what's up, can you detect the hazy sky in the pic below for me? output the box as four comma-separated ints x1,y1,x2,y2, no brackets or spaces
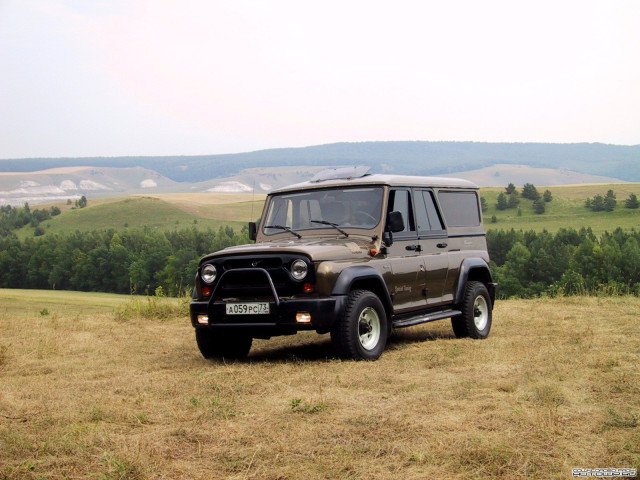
1,0,639,158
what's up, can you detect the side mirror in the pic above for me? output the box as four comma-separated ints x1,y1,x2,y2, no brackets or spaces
387,211,405,233
383,211,405,247
249,222,257,241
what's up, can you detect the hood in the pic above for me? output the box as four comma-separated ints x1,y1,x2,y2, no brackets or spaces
201,236,374,263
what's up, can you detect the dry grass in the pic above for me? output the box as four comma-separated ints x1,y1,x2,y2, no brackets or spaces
1,291,639,479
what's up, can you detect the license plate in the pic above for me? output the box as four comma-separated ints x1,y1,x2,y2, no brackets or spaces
225,302,270,315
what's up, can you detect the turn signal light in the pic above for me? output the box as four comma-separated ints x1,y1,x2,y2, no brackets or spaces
202,286,212,297
369,248,378,256
197,314,209,324
296,312,311,323
302,283,314,293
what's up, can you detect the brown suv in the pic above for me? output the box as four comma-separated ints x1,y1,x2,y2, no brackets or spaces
190,166,496,360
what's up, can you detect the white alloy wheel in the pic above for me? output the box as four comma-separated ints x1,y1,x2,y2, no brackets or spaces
473,295,489,331
358,306,381,351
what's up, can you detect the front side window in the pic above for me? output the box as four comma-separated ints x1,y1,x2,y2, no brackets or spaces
387,188,416,234
262,187,384,235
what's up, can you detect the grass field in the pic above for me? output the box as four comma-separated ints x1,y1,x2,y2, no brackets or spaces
1,289,638,479
482,183,640,235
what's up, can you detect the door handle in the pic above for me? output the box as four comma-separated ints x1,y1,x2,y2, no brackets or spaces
437,242,448,249
405,244,421,252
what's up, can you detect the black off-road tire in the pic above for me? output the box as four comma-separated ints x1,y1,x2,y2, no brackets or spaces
195,328,252,359
451,281,492,339
331,289,388,360
451,315,470,338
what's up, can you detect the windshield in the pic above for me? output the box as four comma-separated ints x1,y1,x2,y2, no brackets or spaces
262,186,384,236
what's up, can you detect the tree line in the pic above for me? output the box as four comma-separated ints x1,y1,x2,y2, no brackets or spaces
1,199,90,237
0,226,248,296
488,227,640,298
1,224,639,299
0,203,61,236
584,190,639,212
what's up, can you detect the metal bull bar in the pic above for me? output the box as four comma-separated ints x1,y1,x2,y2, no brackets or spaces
207,267,281,309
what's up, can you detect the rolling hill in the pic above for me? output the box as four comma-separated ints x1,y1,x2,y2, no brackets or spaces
445,164,623,187
0,166,177,206
13,195,263,239
1,141,638,185
10,182,640,239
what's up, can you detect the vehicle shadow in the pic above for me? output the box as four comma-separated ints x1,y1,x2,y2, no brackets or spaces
248,337,337,362
228,324,457,363
388,325,455,346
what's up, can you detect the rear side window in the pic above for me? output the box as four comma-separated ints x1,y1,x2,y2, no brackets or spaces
437,191,480,227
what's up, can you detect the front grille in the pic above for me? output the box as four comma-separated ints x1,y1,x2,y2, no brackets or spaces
218,269,283,299
224,257,282,270
204,254,313,299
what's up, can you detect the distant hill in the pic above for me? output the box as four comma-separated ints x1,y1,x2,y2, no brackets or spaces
444,164,625,187
1,141,639,182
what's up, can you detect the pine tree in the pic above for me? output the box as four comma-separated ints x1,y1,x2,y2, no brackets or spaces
591,194,604,211
505,183,516,195
533,199,545,214
543,190,552,202
496,193,508,210
624,193,639,209
522,183,540,200
604,195,616,212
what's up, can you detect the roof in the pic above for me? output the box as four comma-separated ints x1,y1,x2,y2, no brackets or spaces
270,174,478,194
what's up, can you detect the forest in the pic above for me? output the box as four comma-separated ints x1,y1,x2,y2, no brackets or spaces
0,226,249,296
1,225,639,298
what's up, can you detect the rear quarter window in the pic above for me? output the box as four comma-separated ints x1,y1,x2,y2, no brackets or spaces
437,191,481,227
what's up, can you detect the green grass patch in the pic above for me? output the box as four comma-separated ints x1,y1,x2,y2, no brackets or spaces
481,183,640,235
15,196,245,239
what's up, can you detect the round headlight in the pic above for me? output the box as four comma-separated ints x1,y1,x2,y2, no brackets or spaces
290,259,308,280
201,264,217,284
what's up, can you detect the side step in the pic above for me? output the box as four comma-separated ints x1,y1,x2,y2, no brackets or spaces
392,309,462,329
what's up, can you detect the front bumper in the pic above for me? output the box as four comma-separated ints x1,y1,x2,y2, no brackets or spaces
191,266,346,337
190,296,345,336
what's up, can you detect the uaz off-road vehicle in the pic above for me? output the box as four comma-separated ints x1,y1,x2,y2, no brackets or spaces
190,166,496,360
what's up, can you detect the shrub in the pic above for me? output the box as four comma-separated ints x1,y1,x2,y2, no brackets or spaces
115,295,189,322
625,193,639,209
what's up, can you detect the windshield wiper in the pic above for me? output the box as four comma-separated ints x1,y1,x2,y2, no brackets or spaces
311,220,349,238
263,225,302,239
